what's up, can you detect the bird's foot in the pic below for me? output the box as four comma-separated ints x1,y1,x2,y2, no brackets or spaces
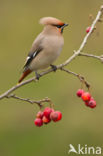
35,72,41,80
50,64,57,72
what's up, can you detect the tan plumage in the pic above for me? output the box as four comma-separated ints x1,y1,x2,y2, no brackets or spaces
18,17,68,83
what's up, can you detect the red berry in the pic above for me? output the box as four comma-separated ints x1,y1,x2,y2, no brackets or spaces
87,100,96,108
76,89,84,97
81,92,91,101
85,101,89,107
86,26,91,33
50,111,58,121
50,111,62,122
36,111,44,119
43,107,54,118
34,118,43,127
42,116,51,124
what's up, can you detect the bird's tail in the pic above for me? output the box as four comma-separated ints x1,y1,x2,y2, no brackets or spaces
18,69,32,83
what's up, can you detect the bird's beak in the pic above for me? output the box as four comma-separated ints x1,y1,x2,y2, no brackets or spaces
61,23,68,33
64,23,69,27
62,23,68,29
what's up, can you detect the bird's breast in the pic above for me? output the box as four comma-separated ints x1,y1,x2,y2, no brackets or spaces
42,35,64,56
29,35,64,71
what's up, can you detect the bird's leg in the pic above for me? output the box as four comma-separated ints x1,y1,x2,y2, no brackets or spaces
50,64,57,72
35,71,41,80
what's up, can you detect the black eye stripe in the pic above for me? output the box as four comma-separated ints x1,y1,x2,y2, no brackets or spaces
52,24,63,28
56,25,62,28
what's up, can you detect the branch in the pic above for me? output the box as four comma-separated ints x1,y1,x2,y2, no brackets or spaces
61,68,90,88
79,52,103,63
5,68,90,107
6,94,52,108
0,5,103,101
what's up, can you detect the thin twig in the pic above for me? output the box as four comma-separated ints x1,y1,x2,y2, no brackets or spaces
61,68,90,89
6,94,51,108
79,52,103,63
0,5,103,101
6,68,90,106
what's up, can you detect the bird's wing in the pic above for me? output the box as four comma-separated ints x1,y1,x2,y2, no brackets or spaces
24,47,43,69
23,33,44,71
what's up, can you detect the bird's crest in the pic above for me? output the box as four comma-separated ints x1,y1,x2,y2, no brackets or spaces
39,17,64,26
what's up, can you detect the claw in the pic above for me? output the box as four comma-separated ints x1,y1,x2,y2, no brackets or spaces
50,64,57,72
35,72,41,80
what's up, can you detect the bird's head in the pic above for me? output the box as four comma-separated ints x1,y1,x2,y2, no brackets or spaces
39,17,68,33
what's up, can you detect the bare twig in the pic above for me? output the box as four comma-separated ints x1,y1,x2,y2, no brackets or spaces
61,68,90,89
0,5,103,103
5,68,90,106
6,94,51,108
79,52,103,63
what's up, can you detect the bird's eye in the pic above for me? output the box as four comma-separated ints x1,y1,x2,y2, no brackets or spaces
56,25,62,28
53,24,62,28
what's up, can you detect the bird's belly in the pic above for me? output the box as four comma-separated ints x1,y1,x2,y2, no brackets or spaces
30,47,62,71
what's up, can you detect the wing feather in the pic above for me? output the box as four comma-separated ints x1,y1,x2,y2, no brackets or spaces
23,32,44,71
23,47,43,70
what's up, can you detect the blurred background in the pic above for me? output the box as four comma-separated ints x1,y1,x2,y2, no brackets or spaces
0,0,103,156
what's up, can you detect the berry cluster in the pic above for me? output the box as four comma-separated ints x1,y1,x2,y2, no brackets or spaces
34,107,62,127
76,89,96,108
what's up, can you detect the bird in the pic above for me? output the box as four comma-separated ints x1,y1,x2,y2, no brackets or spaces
18,17,68,83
